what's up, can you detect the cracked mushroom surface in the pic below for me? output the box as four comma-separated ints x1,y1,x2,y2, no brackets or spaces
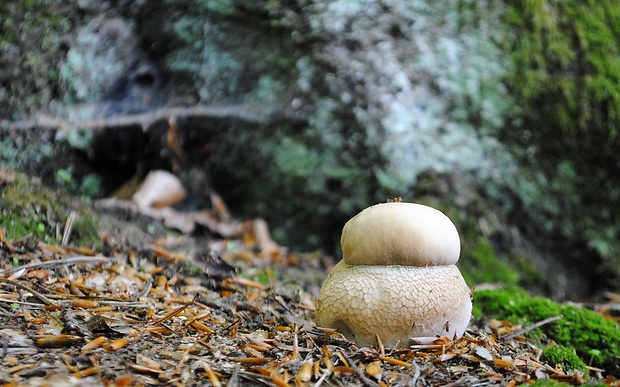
315,202,472,347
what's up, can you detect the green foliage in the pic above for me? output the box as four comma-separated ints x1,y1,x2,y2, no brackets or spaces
541,344,587,373
79,173,102,199
54,168,102,199
56,168,73,186
474,288,620,373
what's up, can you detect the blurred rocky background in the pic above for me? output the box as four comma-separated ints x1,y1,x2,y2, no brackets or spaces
1,0,619,301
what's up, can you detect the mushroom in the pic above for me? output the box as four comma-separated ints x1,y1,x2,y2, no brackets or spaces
315,201,472,347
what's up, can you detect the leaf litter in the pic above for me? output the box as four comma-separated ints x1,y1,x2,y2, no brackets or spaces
0,171,619,386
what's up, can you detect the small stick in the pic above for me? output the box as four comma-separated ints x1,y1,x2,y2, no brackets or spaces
342,353,379,387
0,278,55,306
501,316,562,340
96,300,151,308
62,210,77,246
129,278,153,301
153,304,189,324
375,334,385,356
313,371,329,387
0,256,112,274
3,104,279,132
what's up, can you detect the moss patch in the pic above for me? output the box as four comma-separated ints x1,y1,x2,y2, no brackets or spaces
524,380,607,387
523,380,607,387
501,1,620,290
0,174,101,249
460,237,519,286
541,344,587,373
473,288,620,374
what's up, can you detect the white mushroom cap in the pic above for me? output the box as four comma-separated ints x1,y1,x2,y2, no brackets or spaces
341,202,460,266
315,261,472,347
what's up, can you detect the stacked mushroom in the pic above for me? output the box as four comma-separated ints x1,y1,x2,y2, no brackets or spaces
315,201,472,347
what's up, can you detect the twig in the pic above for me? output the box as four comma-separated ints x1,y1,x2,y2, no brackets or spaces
0,299,46,308
313,371,329,387
411,360,421,386
1,333,8,360
0,305,13,316
2,104,283,132
98,301,152,309
342,353,380,387
154,304,190,324
501,316,563,340
0,255,113,274
0,278,55,306
61,210,77,246
56,299,151,308
129,278,153,302
228,364,240,387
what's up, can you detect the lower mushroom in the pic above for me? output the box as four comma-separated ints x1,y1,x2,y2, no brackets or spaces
315,261,472,347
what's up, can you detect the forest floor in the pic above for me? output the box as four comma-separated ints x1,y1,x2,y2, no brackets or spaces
0,170,618,387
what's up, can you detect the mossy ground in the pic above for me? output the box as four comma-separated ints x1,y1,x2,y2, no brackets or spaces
473,288,620,375
525,380,608,387
541,344,587,373
0,173,101,249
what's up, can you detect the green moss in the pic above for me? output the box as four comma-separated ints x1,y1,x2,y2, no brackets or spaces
501,1,620,288
520,381,567,387
460,237,519,286
71,211,101,248
474,288,620,374
0,175,101,249
179,262,207,277
503,1,620,139
0,177,62,243
241,267,277,287
524,381,607,387
521,380,564,387
541,344,587,373
471,287,531,319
